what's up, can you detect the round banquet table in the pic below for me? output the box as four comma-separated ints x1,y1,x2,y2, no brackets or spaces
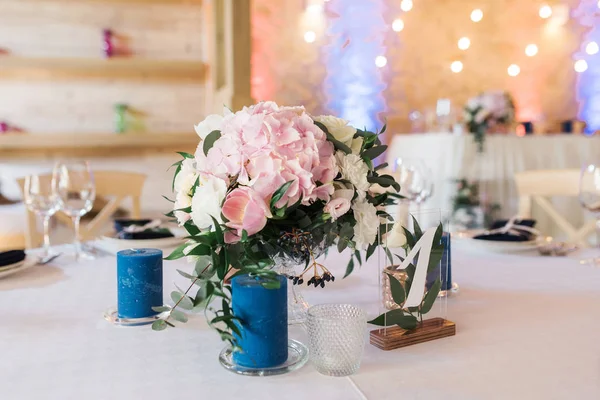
1,244,599,400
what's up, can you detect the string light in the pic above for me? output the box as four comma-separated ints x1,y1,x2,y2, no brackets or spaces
458,37,471,50
575,60,588,73
525,44,538,57
539,5,552,19
470,9,483,22
392,18,404,32
586,41,599,55
507,64,520,76
450,61,463,73
304,31,316,43
306,4,322,13
400,0,413,12
375,55,387,68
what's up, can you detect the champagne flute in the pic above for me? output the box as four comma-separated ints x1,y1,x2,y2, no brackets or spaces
53,161,96,260
23,174,59,258
579,163,600,265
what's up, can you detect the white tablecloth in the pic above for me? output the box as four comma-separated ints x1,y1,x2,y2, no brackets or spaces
386,134,600,237
1,244,600,399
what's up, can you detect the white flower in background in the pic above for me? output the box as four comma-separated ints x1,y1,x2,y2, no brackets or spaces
314,115,356,146
336,151,370,196
352,198,379,250
386,222,407,248
174,158,197,195
350,137,364,155
194,114,224,140
190,174,228,229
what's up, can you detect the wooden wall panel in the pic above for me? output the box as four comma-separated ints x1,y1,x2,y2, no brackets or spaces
0,0,205,136
0,2,204,60
0,81,205,134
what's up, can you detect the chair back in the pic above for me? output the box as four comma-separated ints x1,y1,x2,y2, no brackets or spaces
17,170,146,248
514,169,594,245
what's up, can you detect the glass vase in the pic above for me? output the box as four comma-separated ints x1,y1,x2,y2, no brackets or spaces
274,259,310,325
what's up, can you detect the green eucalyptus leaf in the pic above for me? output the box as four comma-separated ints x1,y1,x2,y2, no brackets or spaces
203,130,221,156
171,291,194,310
420,278,441,315
151,319,167,331
176,269,196,280
152,306,171,313
354,249,362,265
171,309,188,323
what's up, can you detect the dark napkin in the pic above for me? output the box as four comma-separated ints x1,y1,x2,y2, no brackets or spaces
0,250,26,267
473,219,537,242
114,219,174,240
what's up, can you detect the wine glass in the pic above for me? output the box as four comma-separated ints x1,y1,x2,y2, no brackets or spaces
393,157,426,202
579,164,600,265
53,161,96,260
23,174,59,258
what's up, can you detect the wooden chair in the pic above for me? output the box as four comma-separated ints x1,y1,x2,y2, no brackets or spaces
0,203,27,251
514,169,595,245
17,171,146,248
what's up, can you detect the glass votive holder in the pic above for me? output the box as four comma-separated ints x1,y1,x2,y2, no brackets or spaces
307,304,366,377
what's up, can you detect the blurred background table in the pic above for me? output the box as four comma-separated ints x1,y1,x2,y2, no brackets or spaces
386,133,600,235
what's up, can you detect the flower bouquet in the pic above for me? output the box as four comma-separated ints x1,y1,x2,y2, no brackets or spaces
464,91,515,152
153,102,400,365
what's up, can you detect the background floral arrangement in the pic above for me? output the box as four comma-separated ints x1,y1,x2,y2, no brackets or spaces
464,91,515,152
153,101,400,349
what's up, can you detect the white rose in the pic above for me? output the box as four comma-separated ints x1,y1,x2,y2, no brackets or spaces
315,115,356,145
336,151,370,196
386,222,407,248
174,158,197,195
174,191,192,226
352,198,379,250
350,137,364,155
194,114,224,140
190,175,228,229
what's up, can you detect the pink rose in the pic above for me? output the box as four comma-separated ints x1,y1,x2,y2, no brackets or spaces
324,189,354,221
221,187,271,243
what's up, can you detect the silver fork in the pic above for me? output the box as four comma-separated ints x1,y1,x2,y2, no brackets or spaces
37,253,62,265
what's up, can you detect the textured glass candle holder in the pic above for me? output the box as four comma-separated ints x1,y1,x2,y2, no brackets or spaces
307,304,366,377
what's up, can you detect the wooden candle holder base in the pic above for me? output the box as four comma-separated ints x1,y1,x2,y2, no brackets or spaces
370,317,456,351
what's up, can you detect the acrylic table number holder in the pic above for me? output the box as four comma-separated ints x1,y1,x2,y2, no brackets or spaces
370,208,456,351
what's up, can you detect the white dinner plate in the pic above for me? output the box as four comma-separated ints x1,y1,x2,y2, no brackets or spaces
0,257,37,279
454,230,539,253
0,260,25,273
98,229,185,254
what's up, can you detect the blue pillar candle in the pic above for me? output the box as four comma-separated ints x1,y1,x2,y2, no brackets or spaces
231,274,288,368
441,232,453,291
117,249,163,319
